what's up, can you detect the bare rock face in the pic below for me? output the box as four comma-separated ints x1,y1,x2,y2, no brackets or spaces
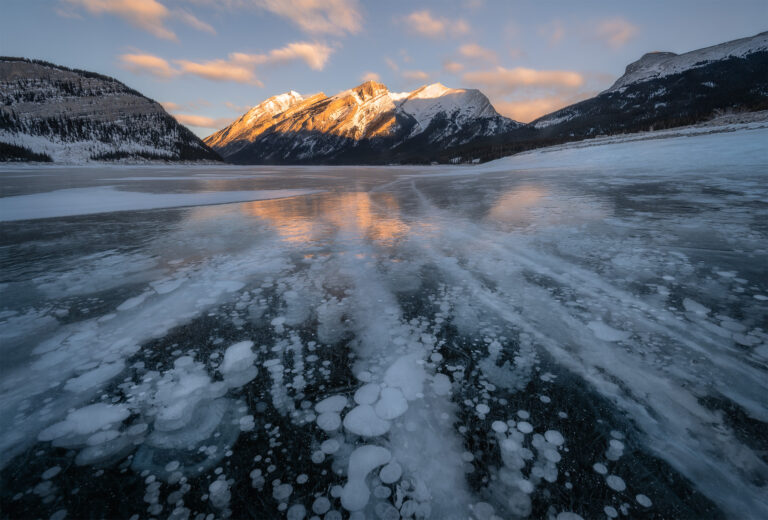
204,80,519,165
0,58,221,163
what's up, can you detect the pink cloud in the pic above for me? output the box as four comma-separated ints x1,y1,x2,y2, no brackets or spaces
463,66,584,90
361,72,381,82
66,0,177,40
403,10,470,39
443,61,464,74
120,42,333,85
256,0,362,36
64,0,217,39
458,43,497,63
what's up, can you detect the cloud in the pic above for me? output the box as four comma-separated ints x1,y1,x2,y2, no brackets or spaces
493,92,594,123
538,19,565,46
595,17,638,48
265,41,333,70
120,42,333,85
171,113,235,129
443,61,464,74
225,101,252,113
458,43,496,63
402,70,429,81
463,66,584,90
174,9,216,35
402,10,469,39
255,0,361,36
63,0,217,39
160,101,183,111
66,0,176,39
230,42,333,71
385,58,399,72
120,53,177,78
176,59,261,84
463,65,592,123
361,72,381,82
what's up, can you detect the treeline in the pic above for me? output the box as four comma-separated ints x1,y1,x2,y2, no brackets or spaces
0,141,52,162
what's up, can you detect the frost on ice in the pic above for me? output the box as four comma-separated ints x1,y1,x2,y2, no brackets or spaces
1,127,768,519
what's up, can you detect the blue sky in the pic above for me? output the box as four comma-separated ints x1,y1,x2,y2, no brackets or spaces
2,0,766,136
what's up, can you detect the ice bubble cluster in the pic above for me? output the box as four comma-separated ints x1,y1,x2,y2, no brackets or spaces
341,445,391,511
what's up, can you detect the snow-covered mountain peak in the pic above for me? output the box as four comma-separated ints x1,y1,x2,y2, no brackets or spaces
204,79,518,163
409,82,454,99
607,31,768,92
244,90,305,122
398,83,500,131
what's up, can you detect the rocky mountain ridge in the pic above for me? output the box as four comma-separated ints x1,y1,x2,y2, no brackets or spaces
0,57,221,163
204,80,519,164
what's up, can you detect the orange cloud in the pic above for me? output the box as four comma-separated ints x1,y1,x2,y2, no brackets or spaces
266,42,333,70
463,66,584,89
257,0,362,36
120,53,177,78
64,0,216,40
403,10,470,39
121,42,333,85
175,59,261,84
171,113,235,129
459,43,497,63
493,92,594,123
596,17,638,48
361,72,381,82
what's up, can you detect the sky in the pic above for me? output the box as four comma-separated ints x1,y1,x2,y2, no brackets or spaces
2,1,766,137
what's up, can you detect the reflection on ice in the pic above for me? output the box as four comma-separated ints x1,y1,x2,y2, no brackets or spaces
1,128,767,519
242,191,409,245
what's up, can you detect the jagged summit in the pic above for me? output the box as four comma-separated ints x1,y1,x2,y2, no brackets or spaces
204,80,518,164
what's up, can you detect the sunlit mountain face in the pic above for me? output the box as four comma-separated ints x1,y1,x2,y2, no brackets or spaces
204,80,518,165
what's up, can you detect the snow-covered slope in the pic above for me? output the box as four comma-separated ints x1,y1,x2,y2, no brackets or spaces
607,31,768,92
399,83,499,133
525,31,768,150
204,80,518,164
0,57,221,163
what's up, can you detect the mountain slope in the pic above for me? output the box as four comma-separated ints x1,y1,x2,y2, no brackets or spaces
528,31,768,138
0,57,221,163
205,81,519,164
433,31,768,165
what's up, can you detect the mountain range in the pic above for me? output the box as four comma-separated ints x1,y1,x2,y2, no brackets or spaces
1,31,766,165
204,81,518,164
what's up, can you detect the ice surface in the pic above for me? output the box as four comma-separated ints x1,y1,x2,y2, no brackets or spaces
0,186,321,222
2,127,767,519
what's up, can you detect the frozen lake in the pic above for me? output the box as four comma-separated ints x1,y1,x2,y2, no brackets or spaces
1,128,767,520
